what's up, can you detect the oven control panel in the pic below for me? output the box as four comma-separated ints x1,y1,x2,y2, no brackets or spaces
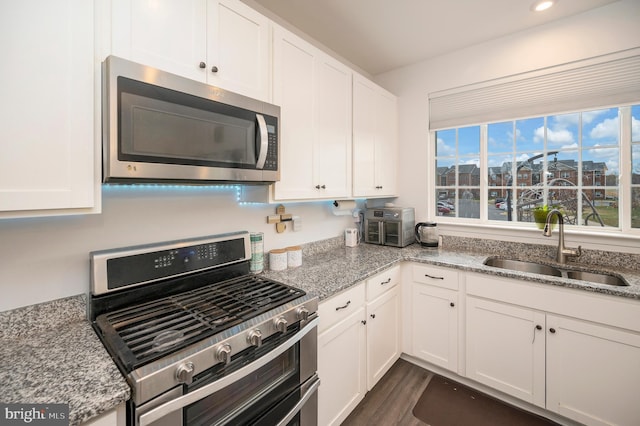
91,232,252,294
106,240,244,290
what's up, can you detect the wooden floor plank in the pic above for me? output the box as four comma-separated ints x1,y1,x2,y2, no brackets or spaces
342,359,431,426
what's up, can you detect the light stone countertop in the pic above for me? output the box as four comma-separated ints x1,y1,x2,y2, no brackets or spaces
263,242,640,301
0,294,130,426
1,240,638,426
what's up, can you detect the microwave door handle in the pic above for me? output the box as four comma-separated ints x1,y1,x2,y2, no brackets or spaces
255,113,268,169
379,221,385,245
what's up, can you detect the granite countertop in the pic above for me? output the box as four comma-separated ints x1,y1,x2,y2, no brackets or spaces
0,294,130,426
263,243,640,301
1,240,638,426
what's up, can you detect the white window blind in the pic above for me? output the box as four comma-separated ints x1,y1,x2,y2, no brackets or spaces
429,50,640,130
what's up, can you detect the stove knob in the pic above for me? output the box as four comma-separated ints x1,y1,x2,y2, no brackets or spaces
176,361,195,385
216,344,232,365
296,307,310,321
274,317,288,334
247,329,262,348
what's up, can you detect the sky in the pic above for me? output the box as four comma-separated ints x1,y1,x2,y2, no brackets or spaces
436,106,640,178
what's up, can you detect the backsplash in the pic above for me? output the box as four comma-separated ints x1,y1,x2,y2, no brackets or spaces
442,235,640,273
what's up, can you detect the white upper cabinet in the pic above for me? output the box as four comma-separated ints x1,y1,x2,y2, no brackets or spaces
207,0,270,100
110,0,270,101
314,56,353,199
272,25,352,200
0,0,97,218
110,0,207,81
353,75,398,198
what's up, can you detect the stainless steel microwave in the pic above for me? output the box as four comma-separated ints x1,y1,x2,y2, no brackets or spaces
364,207,415,247
102,56,280,184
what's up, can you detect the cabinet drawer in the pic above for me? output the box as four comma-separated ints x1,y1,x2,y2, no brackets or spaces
318,283,366,333
412,264,459,290
366,266,400,301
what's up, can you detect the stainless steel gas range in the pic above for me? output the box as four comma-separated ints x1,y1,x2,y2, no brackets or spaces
88,231,319,426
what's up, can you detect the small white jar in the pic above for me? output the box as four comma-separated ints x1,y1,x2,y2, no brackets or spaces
286,246,302,268
269,249,288,271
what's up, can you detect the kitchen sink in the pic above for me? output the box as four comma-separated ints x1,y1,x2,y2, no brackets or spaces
483,258,562,277
565,270,629,287
483,257,629,287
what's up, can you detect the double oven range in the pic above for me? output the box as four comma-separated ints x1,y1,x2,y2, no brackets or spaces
89,231,318,426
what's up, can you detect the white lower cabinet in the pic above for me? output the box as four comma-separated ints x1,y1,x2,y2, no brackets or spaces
365,267,401,389
410,264,459,372
466,296,546,407
318,263,640,426
546,314,640,426
466,273,640,426
318,283,367,426
317,266,401,426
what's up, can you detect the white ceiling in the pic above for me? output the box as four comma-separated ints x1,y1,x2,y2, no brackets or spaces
245,0,619,75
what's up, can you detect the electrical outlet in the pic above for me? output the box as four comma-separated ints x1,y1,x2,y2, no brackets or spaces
292,216,302,231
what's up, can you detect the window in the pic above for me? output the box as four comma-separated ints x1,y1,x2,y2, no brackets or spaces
435,126,480,218
434,105,638,230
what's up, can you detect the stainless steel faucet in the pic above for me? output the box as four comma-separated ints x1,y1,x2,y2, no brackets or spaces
543,209,581,263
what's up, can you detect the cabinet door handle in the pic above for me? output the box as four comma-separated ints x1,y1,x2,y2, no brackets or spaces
361,320,367,325
549,327,556,334
381,278,391,285
533,325,542,343
370,314,376,319
211,65,219,73
335,301,351,311
449,302,455,307
315,185,326,189
199,61,206,69
425,274,444,280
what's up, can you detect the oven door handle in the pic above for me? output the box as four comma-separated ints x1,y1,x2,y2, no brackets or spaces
138,317,319,426
276,374,320,426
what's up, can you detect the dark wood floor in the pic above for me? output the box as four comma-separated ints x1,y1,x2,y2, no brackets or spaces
341,358,433,426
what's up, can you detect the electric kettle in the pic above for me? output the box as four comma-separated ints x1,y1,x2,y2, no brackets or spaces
415,222,439,247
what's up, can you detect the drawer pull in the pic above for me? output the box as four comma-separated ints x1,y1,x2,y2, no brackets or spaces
335,301,351,311
380,278,391,285
425,274,444,280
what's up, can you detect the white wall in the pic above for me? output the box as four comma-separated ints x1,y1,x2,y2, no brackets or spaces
376,0,640,249
0,187,357,312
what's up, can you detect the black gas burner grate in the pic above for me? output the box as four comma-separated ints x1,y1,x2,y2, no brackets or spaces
95,275,305,371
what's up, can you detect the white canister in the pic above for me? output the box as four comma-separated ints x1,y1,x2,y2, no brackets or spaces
249,232,264,273
269,249,288,271
286,246,302,268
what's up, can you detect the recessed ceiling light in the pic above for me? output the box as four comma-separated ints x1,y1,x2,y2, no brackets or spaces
530,0,557,12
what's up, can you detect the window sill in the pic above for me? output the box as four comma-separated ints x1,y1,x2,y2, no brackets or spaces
436,220,640,254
